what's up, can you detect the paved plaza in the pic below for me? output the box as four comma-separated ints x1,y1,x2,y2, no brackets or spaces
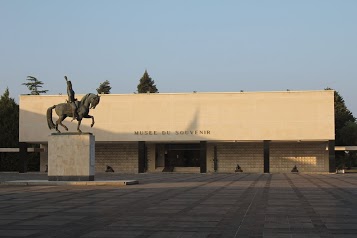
0,172,357,238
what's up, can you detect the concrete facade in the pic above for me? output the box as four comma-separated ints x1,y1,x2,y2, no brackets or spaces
95,143,138,173
19,90,335,173
92,141,329,173
19,90,334,143
213,142,265,173
270,142,329,173
206,141,327,173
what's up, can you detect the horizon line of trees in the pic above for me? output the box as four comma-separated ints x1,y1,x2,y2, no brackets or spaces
21,70,158,96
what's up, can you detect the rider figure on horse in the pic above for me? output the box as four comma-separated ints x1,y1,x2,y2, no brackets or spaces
64,76,78,121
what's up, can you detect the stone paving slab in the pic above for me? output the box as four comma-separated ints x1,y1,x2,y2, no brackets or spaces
0,172,356,237
1,180,138,186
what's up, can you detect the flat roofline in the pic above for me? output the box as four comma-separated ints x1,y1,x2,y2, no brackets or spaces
19,139,332,144
19,89,334,97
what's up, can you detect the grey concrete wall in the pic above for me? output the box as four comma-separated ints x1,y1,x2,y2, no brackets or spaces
211,142,329,173
214,142,264,173
42,141,329,174
270,142,329,173
95,143,138,173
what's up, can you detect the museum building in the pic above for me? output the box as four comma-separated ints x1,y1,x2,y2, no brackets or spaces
19,90,336,173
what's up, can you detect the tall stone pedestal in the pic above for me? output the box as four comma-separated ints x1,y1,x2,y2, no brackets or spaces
48,133,95,181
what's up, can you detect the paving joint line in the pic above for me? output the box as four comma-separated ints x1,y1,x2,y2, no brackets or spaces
284,174,333,238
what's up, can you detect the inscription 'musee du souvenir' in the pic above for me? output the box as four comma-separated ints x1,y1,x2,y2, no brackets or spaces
134,130,211,136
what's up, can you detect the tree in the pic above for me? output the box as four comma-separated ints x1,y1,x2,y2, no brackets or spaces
22,76,48,95
0,88,18,147
96,80,111,94
137,70,158,93
0,88,40,171
325,88,357,169
340,121,357,145
339,121,357,169
0,88,19,170
325,88,356,145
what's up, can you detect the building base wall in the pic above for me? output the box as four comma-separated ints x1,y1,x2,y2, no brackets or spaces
95,143,138,173
270,142,329,173
42,141,330,174
40,144,48,172
212,142,264,173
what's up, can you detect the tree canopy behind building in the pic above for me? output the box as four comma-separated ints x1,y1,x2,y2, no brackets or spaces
326,88,357,168
96,80,112,94
0,88,20,171
22,76,48,95
0,88,19,148
137,70,158,93
325,88,356,145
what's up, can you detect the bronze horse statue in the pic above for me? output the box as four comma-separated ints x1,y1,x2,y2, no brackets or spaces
47,93,100,133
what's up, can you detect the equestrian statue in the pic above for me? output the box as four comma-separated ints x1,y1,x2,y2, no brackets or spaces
47,76,100,133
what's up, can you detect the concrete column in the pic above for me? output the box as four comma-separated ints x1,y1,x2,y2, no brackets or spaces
264,140,270,173
328,140,336,173
138,141,146,173
200,141,207,173
213,145,218,172
147,144,156,172
19,142,28,173
40,144,48,172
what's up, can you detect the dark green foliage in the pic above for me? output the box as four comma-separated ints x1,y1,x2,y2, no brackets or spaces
339,121,357,145
0,88,39,171
325,88,357,169
337,121,357,169
96,80,112,94
137,70,159,93
22,76,48,95
0,88,19,148
0,88,19,171
325,88,356,145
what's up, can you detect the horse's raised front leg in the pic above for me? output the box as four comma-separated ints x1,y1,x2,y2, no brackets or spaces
83,115,95,127
90,115,95,127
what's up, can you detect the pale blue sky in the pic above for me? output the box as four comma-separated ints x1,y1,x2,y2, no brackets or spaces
1,0,356,115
